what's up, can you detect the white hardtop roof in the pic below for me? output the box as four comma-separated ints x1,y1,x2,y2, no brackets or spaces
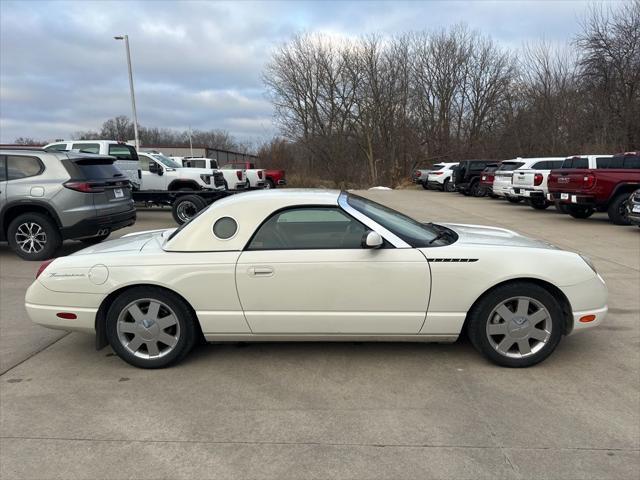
165,189,341,252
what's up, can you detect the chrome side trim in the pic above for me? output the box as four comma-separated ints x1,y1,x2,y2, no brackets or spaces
338,191,411,248
203,334,458,343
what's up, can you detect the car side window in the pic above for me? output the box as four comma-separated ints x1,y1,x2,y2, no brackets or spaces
623,156,640,169
72,143,100,154
247,207,367,250
139,154,150,171
533,161,547,169
0,156,6,181
6,155,44,180
108,144,137,160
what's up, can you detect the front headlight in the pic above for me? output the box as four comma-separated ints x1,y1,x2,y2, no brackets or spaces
580,254,598,274
200,174,211,184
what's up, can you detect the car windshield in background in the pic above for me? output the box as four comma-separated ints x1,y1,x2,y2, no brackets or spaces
346,193,454,247
498,162,524,171
152,154,182,169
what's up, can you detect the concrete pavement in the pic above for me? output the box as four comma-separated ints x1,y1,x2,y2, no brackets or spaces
1,192,638,479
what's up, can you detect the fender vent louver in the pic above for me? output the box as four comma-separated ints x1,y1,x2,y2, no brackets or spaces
427,258,479,263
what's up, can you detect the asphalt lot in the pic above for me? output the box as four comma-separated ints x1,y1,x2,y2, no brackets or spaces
1,190,639,479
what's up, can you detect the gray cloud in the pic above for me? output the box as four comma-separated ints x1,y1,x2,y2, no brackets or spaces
0,0,609,144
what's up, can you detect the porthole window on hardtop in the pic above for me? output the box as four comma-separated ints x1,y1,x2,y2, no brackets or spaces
213,217,238,240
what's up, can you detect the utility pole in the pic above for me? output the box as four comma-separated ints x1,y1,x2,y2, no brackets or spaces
114,35,140,149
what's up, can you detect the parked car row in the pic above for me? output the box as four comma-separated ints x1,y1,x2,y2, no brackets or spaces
1,140,287,260
415,152,640,227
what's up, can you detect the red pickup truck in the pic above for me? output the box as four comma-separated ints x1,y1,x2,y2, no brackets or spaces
548,152,640,224
223,162,286,189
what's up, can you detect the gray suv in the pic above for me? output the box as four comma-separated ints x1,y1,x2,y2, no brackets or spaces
0,149,136,260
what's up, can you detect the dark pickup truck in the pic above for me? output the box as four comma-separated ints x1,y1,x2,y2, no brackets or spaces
453,160,495,196
547,152,640,225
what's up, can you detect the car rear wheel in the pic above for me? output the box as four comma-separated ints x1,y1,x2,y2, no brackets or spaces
265,179,275,189
106,287,197,368
421,181,429,190
172,194,206,225
607,193,632,225
567,205,594,219
7,212,61,261
467,282,563,367
529,199,549,210
443,179,455,192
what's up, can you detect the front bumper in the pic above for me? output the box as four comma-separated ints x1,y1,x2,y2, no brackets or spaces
60,208,136,240
561,273,608,334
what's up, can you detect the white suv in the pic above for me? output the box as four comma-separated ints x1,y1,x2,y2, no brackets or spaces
426,162,458,192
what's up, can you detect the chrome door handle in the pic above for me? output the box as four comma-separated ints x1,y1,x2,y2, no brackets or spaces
248,266,274,277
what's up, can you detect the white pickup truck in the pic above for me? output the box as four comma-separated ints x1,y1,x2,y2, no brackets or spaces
510,157,566,209
179,157,248,191
136,152,225,191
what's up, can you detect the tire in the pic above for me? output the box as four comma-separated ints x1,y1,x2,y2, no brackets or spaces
567,205,594,219
466,282,563,368
265,179,275,189
607,193,632,225
506,197,522,204
529,199,549,210
172,194,207,225
7,212,61,261
443,179,455,192
106,286,197,369
421,182,429,190
468,181,482,197
223,180,229,190
80,232,111,245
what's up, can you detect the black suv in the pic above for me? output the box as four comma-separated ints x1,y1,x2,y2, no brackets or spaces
453,160,495,196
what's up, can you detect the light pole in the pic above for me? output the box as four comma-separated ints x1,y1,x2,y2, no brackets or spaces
114,35,140,150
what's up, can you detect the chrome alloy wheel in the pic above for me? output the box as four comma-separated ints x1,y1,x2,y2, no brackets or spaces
486,296,552,358
175,200,198,224
117,299,181,359
15,222,47,254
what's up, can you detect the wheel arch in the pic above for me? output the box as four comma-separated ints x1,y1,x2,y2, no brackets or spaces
167,179,201,191
610,182,640,200
95,283,205,350
1,200,62,239
462,277,574,336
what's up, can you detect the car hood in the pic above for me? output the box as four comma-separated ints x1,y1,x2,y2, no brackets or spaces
72,229,175,255
441,223,558,249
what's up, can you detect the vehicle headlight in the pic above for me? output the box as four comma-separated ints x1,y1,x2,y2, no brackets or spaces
200,174,211,184
580,254,598,274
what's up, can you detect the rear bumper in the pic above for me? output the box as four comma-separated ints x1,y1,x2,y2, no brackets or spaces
513,187,545,199
277,179,287,185
547,192,596,206
60,207,136,240
493,184,515,197
427,180,444,188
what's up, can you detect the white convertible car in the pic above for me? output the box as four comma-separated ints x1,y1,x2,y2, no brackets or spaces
25,190,607,369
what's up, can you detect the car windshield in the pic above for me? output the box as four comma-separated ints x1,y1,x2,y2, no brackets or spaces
346,193,455,247
498,162,524,171
151,154,182,169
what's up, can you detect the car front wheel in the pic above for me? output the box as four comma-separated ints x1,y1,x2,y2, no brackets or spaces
467,282,563,367
7,212,61,261
106,287,197,368
607,193,631,225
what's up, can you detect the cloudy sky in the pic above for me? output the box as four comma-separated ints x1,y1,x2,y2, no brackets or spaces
0,0,613,145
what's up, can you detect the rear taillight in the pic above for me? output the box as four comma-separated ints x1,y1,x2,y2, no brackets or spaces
583,173,596,189
258,170,263,179
236,171,242,180
433,172,443,175
534,173,544,186
64,181,105,193
36,259,54,279
415,171,421,177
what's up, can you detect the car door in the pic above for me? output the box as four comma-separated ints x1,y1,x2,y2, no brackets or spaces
138,154,167,190
235,206,431,334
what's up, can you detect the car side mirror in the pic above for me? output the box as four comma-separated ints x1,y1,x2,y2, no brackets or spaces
362,231,383,249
